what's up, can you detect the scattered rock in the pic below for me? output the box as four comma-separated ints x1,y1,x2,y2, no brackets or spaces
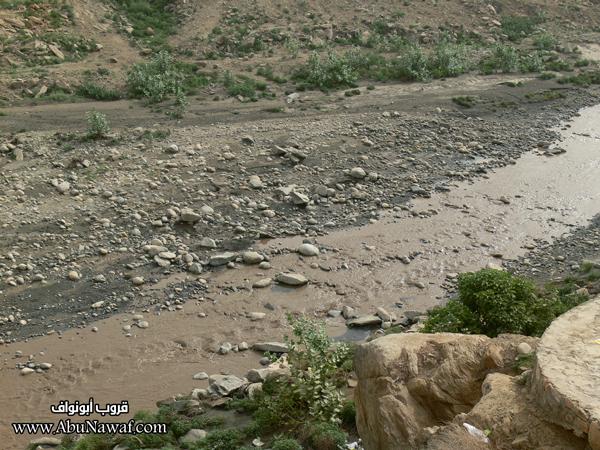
297,243,320,256
275,272,308,286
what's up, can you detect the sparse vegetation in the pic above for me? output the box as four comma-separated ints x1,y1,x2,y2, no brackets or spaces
525,89,565,102
534,33,557,50
257,65,287,84
77,81,121,101
111,0,178,49
294,51,358,89
223,71,268,101
480,44,520,74
501,14,544,42
86,111,110,138
452,95,477,108
558,70,600,86
271,437,303,450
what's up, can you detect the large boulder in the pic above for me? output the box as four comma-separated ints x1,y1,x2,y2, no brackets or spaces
354,332,535,450
530,296,600,450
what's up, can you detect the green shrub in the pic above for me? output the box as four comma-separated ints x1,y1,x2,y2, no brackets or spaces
271,437,303,450
534,33,557,50
195,429,243,450
452,95,477,108
519,52,544,73
340,400,356,428
126,51,185,103
302,421,347,450
544,58,572,72
294,52,358,89
429,42,472,78
501,14,543,42
256,65,287,83
86,111,110,138
111,0,177,49
422,269,587,337
232,316,353,432
575,58,591,68
392,45,430,81
223,71,266,100
480,45,519,74
558,70,600,86
77,81,121,101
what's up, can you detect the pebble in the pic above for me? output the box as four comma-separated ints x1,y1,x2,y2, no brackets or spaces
275,272,308,286
297,243,320,256
67,271,81,281
249,175,263,189
242,251,264,264
209,252,237,266
350,167,367,179
517,342,533,355
253,278,272,288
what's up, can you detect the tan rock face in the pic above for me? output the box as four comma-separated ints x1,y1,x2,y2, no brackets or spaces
354,333,536,450
465,373,586,450
530,296,600,450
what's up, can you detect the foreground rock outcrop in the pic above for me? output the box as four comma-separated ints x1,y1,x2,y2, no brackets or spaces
353,329,591,450
354,332,536,449
531,296,600,450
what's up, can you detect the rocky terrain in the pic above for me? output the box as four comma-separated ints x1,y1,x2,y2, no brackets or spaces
1,82,599,342
2,0,600,449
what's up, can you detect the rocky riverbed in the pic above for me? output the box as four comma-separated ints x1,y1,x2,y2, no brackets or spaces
2,82,600,449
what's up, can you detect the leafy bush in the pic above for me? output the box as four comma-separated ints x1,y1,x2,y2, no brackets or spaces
534,33,557,50
558,70,600,86
284,36,301,58
232,316,353,432
392,45,430,81
301,421,348,450
271,437,303,450
452,95,477,108
294,52,358,89
501,14,544,42
126,51,185,103
256,65,287,83
195,429,244,450
86,111,110,138
480,45,520,74
422,269,587,337
111,0,177,49
223,71,267,100
544,58,572,71
77,81,121,101
519,51,545,73
340,400,356,428
429,42,472,78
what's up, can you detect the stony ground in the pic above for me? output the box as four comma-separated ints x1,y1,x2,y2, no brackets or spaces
2,1,600,448
2,81,599,342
